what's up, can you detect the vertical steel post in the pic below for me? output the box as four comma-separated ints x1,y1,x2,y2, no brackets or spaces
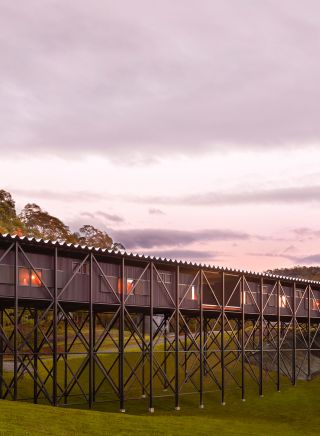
141,314,146,398
119,258,125,412
89,253,94,408
199,269,204,408
241,275,245,401
0,309,3,399
259,277,264,397
149,262,154,413
33,309,38,403
93,311,96,402
53,247,58,406
64,315,68,404
175,265,180,410
204,316,207,376
221,271,225,405
184,327,187,379
292,283,296,385
307,284,311,380
14,241,18,401
277,280,280,392
163,314,168,390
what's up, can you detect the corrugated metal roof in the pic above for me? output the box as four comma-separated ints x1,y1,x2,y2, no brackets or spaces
0,232,320,286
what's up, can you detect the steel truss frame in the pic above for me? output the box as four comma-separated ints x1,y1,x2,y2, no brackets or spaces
0,242,319,412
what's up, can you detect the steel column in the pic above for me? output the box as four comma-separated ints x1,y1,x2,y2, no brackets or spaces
14,241,18,401
149,262,154,413
292,283,296,385
199,269,204,408
53,247,58,406
259,277,263,397
307,284,311,380
277,281,280,392
221,271,225,405
241,275,245,401
89,253,94,408
0,309,3,399
33,309,38,403
175,265,180,410
93,311,96,402
141,314,146,398
119,258,125,412
64,315,68,404
163,314,168,390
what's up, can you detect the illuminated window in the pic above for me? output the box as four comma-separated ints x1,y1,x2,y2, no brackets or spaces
312,299,320,311
31,270,42,287
191,285,197,301
127,278,134,294
117,278,135,294
19,268,30,286
279,295,288,308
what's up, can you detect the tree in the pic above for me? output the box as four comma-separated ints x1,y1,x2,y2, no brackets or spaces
20,203,72,242
78,224,113,249
0,190,24,235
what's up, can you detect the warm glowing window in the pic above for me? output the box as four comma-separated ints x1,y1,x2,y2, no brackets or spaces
127,278,134,294
117,278,135,294
312,299,320,311
279,295,288,308
19,268,30,286
31,270,42,287
191,285,197,301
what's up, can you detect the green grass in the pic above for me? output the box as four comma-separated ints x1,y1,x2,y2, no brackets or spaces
0,375,320,435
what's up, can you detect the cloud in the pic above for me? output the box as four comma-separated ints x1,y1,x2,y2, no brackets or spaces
292,227,320,240
294,254,320,265
110,228,251,250
12,185,320,208
141,249,222,262
1,1,320,160
126,185,320,206
81,210,123,223
149,208,165,215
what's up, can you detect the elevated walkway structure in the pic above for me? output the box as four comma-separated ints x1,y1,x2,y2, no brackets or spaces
0,234,319,411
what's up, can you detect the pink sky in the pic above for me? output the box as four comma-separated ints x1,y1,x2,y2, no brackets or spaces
1,1,320,272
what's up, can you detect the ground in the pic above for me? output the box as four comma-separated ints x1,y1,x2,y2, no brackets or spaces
0,377,319,435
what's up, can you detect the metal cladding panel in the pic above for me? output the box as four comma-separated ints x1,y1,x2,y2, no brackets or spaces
58,256,89,303
153,268,175,308
93,260,121,305
179,271,200,310
296,285,309,318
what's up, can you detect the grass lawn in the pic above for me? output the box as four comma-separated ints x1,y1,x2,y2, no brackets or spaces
0,376,319,435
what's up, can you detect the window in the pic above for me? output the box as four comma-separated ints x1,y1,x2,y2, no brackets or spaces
312,299,320,311
279,295,288,308
19,268,30,286
31,270,42,287
157,272,172,284
127,278,134,294
72,262,89,275
19,268,42,287
117,278,135,294
191,285,197,301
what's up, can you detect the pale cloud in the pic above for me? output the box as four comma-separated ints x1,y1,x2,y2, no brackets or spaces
1,1,320,160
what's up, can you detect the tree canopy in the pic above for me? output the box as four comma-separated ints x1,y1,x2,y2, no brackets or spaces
0,189,120,250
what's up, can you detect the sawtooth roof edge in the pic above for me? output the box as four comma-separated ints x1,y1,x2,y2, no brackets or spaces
1,233,320,286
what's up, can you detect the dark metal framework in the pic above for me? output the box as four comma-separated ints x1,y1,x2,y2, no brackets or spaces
0,236,319,412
